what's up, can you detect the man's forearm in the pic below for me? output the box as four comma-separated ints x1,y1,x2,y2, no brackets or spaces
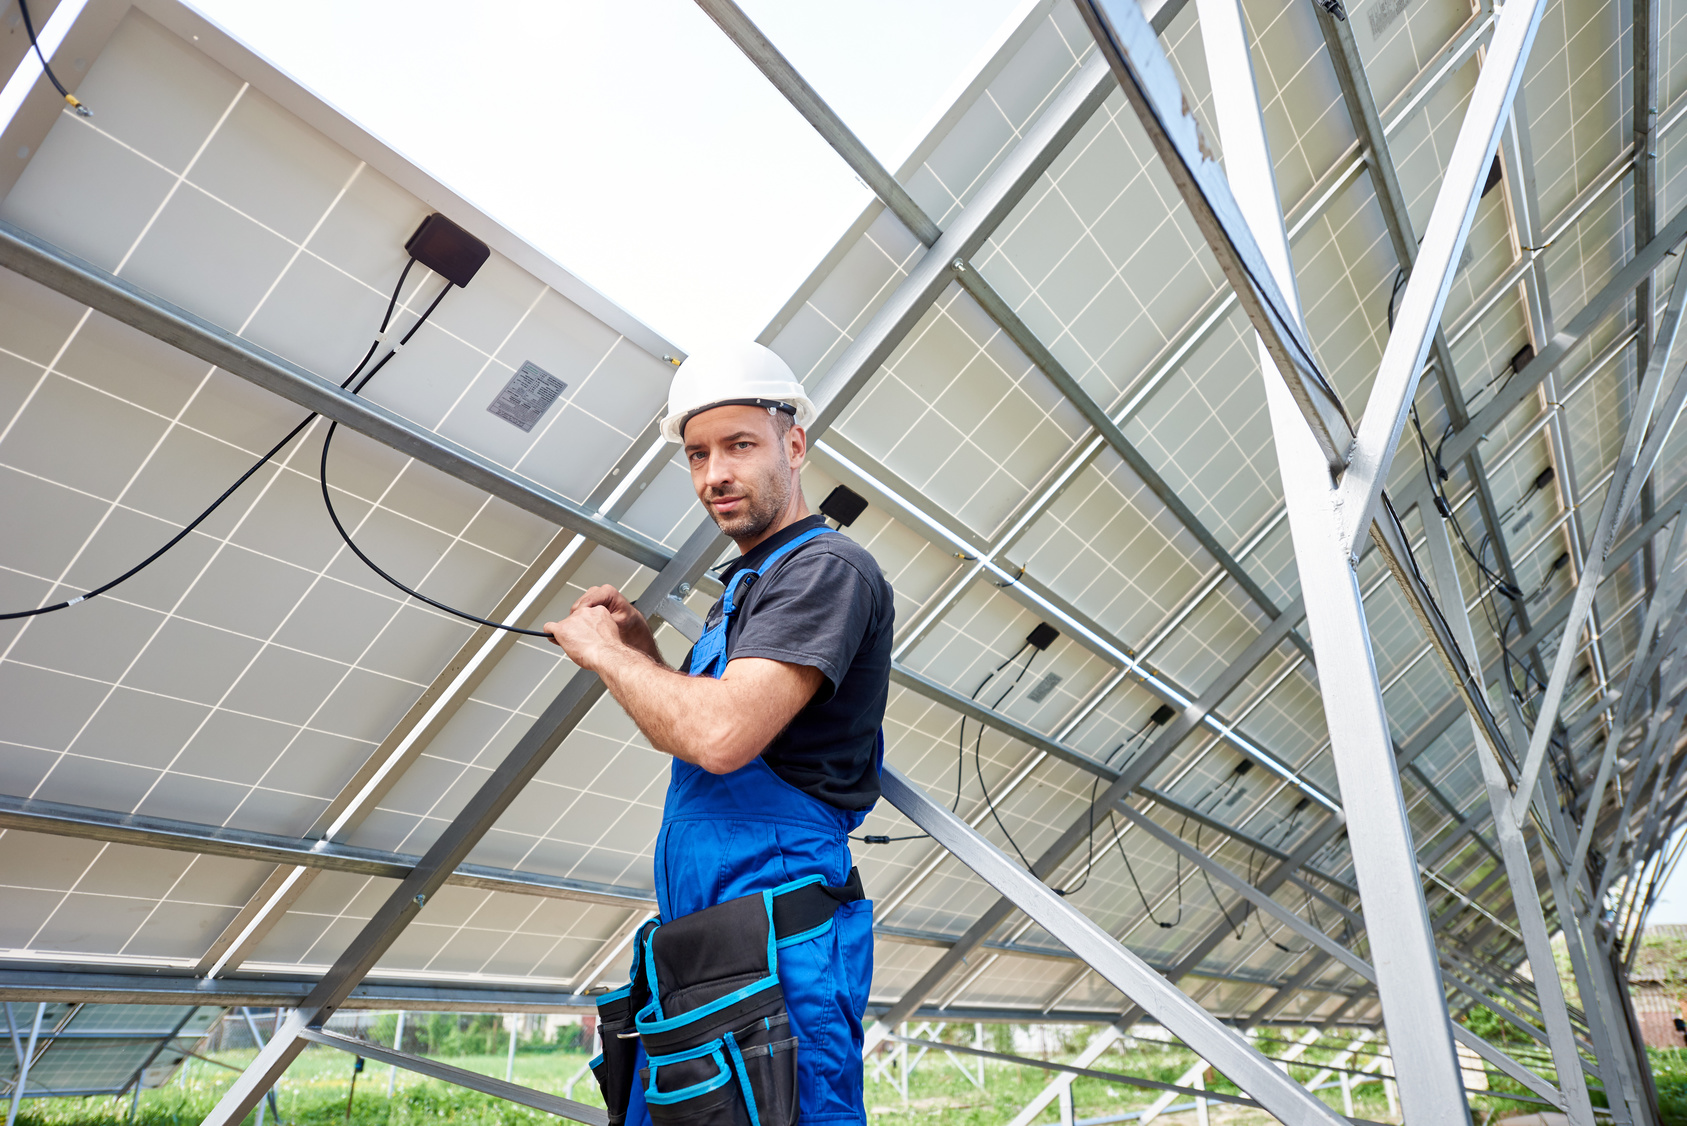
580,640,819,774
591,644,721,766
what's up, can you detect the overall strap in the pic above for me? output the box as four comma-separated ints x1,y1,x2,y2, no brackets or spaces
687,526,836,680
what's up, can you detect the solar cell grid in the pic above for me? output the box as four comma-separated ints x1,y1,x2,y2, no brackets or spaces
0,0,1684,1105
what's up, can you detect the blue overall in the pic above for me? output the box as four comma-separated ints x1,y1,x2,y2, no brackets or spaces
624,527,877,1126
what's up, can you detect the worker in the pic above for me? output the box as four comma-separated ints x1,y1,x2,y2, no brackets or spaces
545,340,893,1126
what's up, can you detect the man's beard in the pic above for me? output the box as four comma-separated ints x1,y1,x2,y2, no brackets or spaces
706,469,791,541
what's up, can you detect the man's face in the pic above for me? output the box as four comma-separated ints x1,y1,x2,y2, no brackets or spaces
683,405,802,541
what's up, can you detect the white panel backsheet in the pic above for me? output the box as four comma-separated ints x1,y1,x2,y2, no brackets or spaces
0,0,1678,1031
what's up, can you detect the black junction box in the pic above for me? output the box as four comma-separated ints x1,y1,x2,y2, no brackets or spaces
406,213,490,288
820,485,869,528
1026,622,1059,651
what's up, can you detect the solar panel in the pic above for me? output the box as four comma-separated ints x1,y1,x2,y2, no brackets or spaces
1,0,1685,1118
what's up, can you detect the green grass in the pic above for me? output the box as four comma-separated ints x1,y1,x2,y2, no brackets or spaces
22,1033,1687,1126
14,1046,607,1126
13,1033,1387,1126
1649,1046,1687,1126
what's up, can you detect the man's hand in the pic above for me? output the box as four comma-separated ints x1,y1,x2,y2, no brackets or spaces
544,604,630,673
544,582,824,773
549,585,662,662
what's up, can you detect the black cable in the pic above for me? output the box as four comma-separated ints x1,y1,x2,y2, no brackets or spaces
1106,712,1160,767
1249,866,1305,957
17,0,88,116
955,643,1029,812
1,260,414,622
318,278,551,637
973,646,1042,871
1191,780,1247,940
855,637,1044,848
1110,807,1182,929
1054,773,1102,898
1409,405,1518,597
1386,268,1407,330
1380,491,1491,714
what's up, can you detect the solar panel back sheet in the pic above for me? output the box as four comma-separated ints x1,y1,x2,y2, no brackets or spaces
0,0,1684,1054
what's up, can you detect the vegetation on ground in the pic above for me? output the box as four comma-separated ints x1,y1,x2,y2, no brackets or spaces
13,1019,1687,1126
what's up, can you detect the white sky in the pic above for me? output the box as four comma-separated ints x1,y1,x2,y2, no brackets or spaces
185,0,1029,350
1641,830,1687,924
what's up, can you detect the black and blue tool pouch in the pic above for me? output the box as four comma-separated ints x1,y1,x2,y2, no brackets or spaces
589,870,864,1126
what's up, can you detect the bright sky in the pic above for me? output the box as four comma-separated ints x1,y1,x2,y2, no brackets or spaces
185,0,1030,351
1642,830,1687,924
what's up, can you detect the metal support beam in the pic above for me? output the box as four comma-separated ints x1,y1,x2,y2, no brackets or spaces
1074,0,1351,469
1334,0,1546,549
701,0,1311,662
0,220,672,573
826,438,1332,799
300,1027,606,1126
1002,1026,1126,1126
1422,512,1596,1123
954,271,1312,660
0,788,1368,991
866,578,1317,1039
1119,806,1569,1099
0,793,658,909
1074,0,1350,470
0,968,601,1013
1311,0,1542,689
1195,0,1516,1111
3,1005,40,1126
1313,0,1467,437
885,1032,1258,1109
1413,202,1687,481
1514,251,1687,824
879,767,1347,1125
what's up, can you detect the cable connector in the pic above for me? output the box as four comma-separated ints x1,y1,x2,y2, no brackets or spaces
15,0,90,118
859,835,891,845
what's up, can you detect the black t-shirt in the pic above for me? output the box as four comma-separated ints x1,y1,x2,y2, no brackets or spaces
681,514,894,810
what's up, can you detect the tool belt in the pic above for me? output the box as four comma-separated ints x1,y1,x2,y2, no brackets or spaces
591,869,865,1126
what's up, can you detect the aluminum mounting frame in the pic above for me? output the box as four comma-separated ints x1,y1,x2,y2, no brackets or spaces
0,0,1683,1118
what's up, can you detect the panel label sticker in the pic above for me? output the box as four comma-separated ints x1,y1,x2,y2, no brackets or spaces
1026,671,1062,703
488,360,566,432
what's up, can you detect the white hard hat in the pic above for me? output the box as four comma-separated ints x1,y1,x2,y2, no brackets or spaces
660,341,817,443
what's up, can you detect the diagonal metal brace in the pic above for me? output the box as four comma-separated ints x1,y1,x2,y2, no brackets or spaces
880,765,1349,1125
1073,0,1352,472
299,1027,607,1126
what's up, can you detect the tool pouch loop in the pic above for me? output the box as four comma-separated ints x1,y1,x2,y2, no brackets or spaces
590,917,659,1126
